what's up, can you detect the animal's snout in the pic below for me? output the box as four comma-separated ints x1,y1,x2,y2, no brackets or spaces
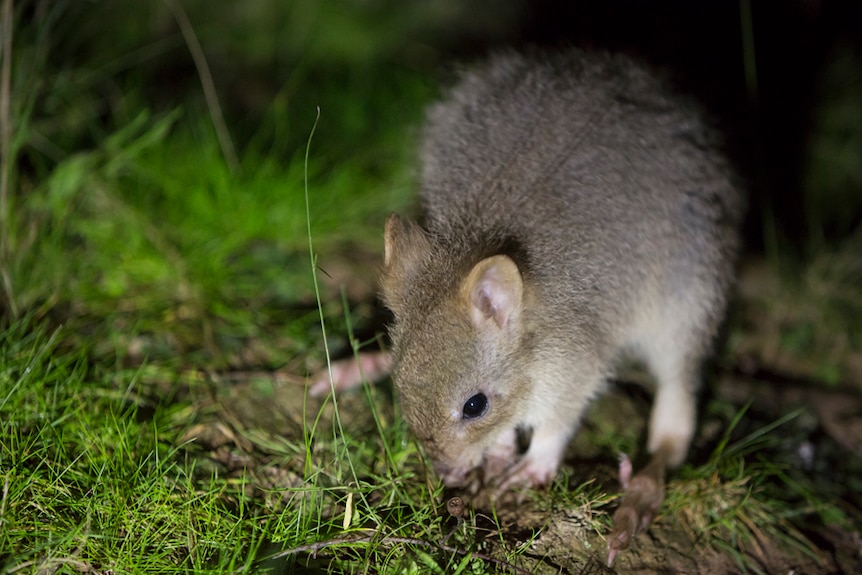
433,461,472,487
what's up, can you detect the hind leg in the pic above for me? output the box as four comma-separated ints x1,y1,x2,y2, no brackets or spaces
607,314,709,565
644,333,703,468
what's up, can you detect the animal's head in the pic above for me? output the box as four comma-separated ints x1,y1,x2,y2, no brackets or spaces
380,214,533,485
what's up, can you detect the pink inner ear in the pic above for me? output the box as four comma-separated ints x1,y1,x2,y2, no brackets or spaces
473,272,516,328
474,283,501,321
465,255,523,330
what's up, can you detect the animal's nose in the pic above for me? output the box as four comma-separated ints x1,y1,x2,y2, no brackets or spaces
434,462,469,487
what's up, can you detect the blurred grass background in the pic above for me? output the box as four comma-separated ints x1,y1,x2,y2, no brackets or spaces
1,0,861,572
4,0,862,368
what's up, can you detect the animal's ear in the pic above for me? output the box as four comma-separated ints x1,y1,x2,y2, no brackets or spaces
461,255,523,330
380,213,432,315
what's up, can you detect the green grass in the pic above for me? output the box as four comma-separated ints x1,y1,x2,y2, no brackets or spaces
10,87,427,362
664,405,822,574
0,314,554,573
0,319,259,572
1,1,861,573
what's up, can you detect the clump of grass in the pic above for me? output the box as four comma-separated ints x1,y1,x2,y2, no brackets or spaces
3,0,437,371
665,405,832,573
0,318,270,573
732,233,862,389
10,98,427,365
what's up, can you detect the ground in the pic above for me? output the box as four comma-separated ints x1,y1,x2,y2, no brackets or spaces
173,255,862,574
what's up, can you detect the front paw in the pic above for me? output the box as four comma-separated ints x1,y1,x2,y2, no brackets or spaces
491,426,568,494
495,452,560,494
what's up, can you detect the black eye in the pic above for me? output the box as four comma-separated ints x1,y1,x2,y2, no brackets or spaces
462,393,488,419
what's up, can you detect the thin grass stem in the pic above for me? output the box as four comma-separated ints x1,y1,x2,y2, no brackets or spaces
163,0,238,174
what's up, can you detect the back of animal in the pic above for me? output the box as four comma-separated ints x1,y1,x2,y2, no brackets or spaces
417,50,742,328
